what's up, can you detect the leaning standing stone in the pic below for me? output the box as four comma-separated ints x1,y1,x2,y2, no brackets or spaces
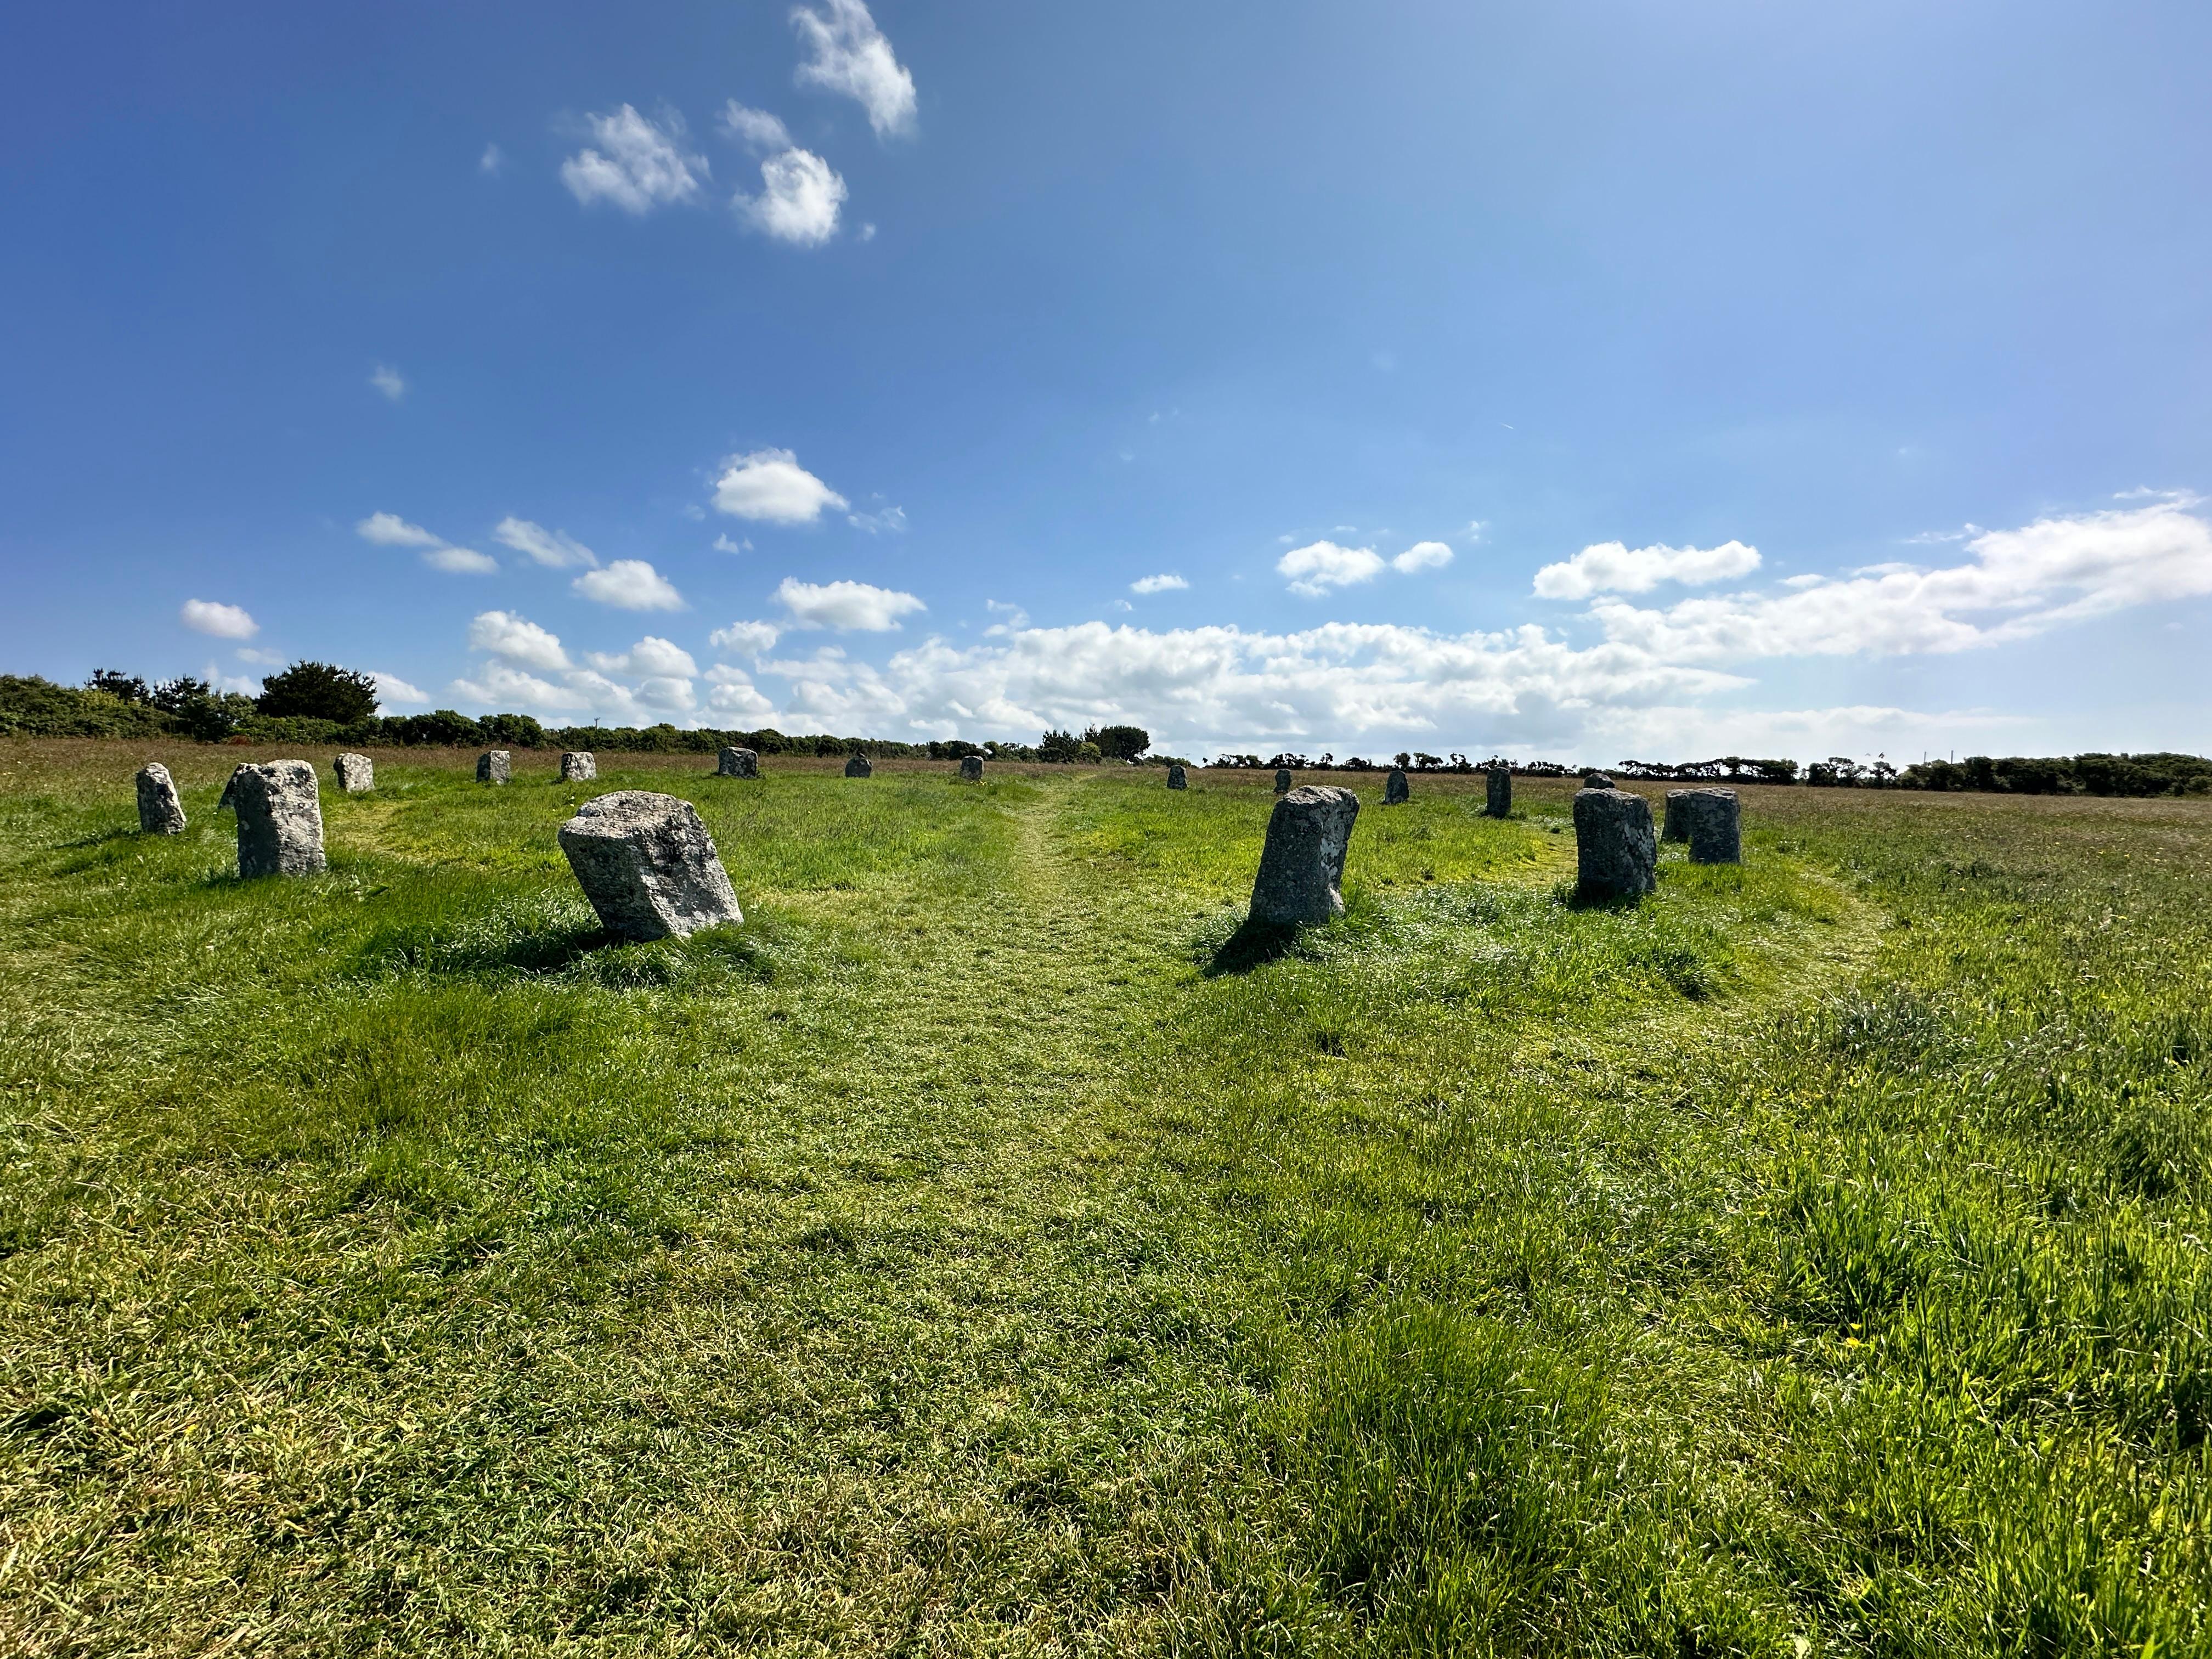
561,752,597,782
844,753,873,778
217,764,250,811
234,760,325,878
333,753,374,793
1274,768,1293,793
959,755,984,782
557,791,743,941
1485,766,1511,818
1385,768,1410,805
1673,787,1742,864
1574,787,1656,901
716,747,759,778
1250,786,1360,925
136,763,187,834
1167,765,1187,790
477,751,511,785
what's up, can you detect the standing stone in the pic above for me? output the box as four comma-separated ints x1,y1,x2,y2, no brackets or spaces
1485,766,1512,819
477,751,511,785
1573,787,1657,901
1583,772,1614,791
1274,768,1293,793
217,764,251,811
1384,768,1410,805
333,753,374,793
716,747,759,778
844,753,873,778
1673,787,1742,865
1167,765,1188,790
234,760,325,878
557,791,743,941
561,752,597,782
135,763,187,834
1661,790,1688,842
1249,786,1361,926
959,754,984,782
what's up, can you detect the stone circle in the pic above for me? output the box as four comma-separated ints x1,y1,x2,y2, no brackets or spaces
557,791,743,941
135,763,187,834
234,760,326,878
1573,786,1656,901
333,753,374,793
1249,786,1360,926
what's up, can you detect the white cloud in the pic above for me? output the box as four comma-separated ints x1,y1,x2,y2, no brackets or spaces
234,647,284,666
561,106,708,213
848,504,906,534
984,600,1029,633
1131,573,1188,595
706,664,777,718
713,533,750,554
573,559,685,611
357,512,442,549
735,146,847,245
586,636,699,677
370,671,428,707
450,659,582,712
369,365,405,402
422,545,498,574
858,221,877,241
775,575,926,631
468,610,571,672
719,101,793,151
478,144,504,177
1467,520,1488,542
1392,540,1453,574
710,619,783,657
180,599,257,639
792,0,917,139
713,448,848,523
1532,539,1761,600
1278,540,1386,597
494,516,599,569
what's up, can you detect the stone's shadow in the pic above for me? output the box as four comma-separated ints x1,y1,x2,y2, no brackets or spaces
56,827,140,851
1202,917,1305,978
1551,878,1648,913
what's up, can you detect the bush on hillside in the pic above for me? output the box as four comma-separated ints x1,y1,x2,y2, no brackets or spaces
1084,724,1150,760
0,675,177,738
256,661,380,724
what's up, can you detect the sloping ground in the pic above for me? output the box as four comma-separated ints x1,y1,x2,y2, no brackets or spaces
0,747,2205,1654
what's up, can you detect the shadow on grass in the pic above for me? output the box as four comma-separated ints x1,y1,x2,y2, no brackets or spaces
1201,917,1306,977
1549,877,1647,913
55,826,141,852
359,906,787,990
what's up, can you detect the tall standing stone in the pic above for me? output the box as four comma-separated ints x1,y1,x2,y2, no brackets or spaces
333,753,374,793
557,791,743,941
1485,766,1512,819
234,760,326,878
1167,765,1188,790
562,752,597,782
1249,786,1360,926
959,754,984,782
477,751,511,785
1274,768,1293,794
1673,787,1742,864
135,763,187,834
1384,768,1410,805
1573,787,1656,901
844,753,873,778
717,747,759,778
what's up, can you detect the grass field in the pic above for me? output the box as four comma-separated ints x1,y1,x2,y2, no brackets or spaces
2,740,2208,1656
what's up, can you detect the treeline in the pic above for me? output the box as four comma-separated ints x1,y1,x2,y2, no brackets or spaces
1897,753,2212,797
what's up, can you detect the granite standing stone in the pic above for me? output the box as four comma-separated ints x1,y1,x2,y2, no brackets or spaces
1583,772,1614,791
959,754,984,781
844,753,873,778
333,753,374,793
234,760,326,878
1274,768,1294,793
1249,786,1361,926
217,764,251,811
557,791,743,941
1485,766,1512,819
1573,787,1656,901
135,763,187,834
1384,768,1410,805
562,752,597,782
717,747,759,778
1673,787,1742,864
1167,765,1188,790
477,751,511,785
1662,790,1687,842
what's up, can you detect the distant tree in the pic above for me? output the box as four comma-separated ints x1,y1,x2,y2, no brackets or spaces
1077,741,1103,763
1037,729,1083,763
87,669,152,704
150,675,252,741
479,712,548,748
1084,723,1150,761
257,661,379,724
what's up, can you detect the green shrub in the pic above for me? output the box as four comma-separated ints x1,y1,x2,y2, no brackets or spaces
0,675,175,738
255,661,380,723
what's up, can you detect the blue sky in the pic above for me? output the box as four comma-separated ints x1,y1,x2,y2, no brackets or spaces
4,0,2208,763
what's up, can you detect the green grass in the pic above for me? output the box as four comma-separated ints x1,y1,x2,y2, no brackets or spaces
1,742,2208,1654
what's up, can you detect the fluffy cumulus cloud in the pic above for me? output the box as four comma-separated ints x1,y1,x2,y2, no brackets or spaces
710,618,783,657
494,517,597,568
775,576,925,630
455,612,696,724
1131,573,1188,595
561,106,708,213
586,636,699,677
573,560,685,611
792,0,917,138
713,448,848,523
735,146,847,245
1532,539,1761,600
370,671,428,707
1393,540,1453,574
180,599,257,639
469,611,571,672
706,663,777,718
1278,540,1386,597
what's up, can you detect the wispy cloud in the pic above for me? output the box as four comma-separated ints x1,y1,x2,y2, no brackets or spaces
369,365,405,402
792,0,917,138
494,517,598,569
561,106,708,213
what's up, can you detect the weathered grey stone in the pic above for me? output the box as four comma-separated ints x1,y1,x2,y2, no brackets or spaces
561,752,597,782
477,751,511,785
1583,772,1614,791
1274,768,1293,793
217,764,250,811
557,791,743,941
1573,787,1656,901
333,753,374,793
1485,766,1511,819
1249,786,1360,926
716,747,759,778
1167,765,1188,790
1673,787,1741,864
1661,790,1685,842
234,761,326,878
1384,768,1410,805
959,754,984,782
136,763,187,834
844,753,873,778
